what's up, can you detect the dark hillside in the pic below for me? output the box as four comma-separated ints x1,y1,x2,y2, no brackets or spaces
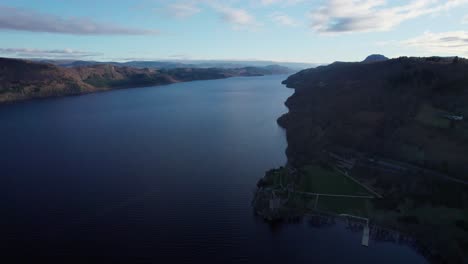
280,56,468,178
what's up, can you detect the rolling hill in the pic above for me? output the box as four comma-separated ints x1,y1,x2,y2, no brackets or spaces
0,57,292,103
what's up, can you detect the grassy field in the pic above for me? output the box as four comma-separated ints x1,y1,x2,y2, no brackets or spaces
415,104,451,128
294,165,375,217
262,165,376,217
297,165,371,196
316,196,372,217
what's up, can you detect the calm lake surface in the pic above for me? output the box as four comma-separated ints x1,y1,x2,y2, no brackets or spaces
1,75,427,263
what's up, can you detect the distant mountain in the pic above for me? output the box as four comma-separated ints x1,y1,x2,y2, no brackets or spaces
0,57,293,103
171,60,317,70
36,60,191,69
34,59,316,70
362,54,389,63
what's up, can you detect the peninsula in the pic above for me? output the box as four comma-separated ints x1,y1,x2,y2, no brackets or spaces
255,55,468,264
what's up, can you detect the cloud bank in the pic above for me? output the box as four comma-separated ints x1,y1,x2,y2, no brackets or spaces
402,31,468,56
0,5,158,35
0,48,102,58
310,0,468,34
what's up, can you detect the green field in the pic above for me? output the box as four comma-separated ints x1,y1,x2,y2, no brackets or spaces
316,196,372,217
262,165,375,217
297,165,371,196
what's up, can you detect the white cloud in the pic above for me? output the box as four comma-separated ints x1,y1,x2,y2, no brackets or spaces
310,0,468,34
0,5,158,35
270,12,300,27
166,3,201,18
0,48,102,58
215,6,259,29
258,0,304,6
402,31,468,56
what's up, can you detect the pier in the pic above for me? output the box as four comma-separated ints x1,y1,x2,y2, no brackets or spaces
340,214,370,247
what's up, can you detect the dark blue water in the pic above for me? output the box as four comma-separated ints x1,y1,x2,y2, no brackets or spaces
0,75,427,263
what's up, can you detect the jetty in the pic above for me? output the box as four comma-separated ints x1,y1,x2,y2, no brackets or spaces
340,214,370,247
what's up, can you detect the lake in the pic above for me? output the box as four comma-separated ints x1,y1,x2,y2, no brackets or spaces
0,75,427,263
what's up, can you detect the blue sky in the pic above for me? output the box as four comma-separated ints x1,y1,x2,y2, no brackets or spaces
0,0,467,63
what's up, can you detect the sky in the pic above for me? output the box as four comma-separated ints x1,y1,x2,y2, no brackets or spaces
0,0,467,63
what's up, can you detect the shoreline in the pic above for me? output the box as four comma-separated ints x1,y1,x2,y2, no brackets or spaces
0,74,286,106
